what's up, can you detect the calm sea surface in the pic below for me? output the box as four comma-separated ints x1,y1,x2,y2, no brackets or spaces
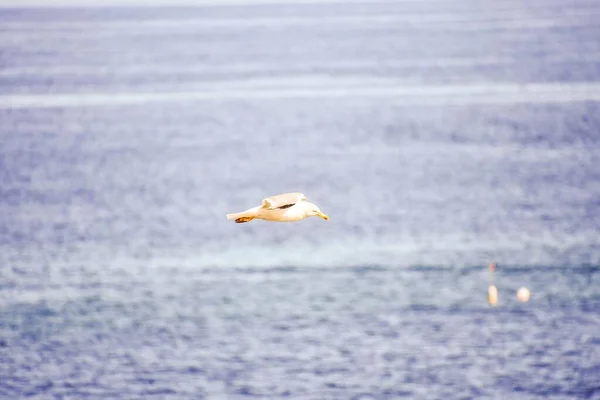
1,0,599,398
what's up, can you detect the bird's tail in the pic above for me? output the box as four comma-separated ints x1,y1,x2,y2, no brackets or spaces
226,210,255,223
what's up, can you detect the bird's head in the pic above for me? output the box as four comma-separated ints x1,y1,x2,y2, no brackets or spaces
306,202,329,220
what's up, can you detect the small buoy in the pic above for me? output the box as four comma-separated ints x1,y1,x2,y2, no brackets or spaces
517,287,530,302
488,285,498,306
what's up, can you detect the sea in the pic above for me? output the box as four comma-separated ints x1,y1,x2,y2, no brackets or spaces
1,0,599,398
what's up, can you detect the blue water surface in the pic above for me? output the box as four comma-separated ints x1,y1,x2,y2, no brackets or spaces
1,0,600,399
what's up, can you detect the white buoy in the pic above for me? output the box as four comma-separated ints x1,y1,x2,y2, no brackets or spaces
488,285,498,306
517,287,530,302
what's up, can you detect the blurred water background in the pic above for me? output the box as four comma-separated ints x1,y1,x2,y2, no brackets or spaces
1,0,600,398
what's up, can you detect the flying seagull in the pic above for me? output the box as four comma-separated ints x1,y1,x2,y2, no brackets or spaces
226,192,329,223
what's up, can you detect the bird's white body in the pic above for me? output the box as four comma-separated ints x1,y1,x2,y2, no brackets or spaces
228,201,322,223
226,192,329,223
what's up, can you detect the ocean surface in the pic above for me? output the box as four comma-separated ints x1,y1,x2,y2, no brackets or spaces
1,0,600,398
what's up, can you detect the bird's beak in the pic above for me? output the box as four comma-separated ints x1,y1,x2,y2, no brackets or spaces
317,212,329,220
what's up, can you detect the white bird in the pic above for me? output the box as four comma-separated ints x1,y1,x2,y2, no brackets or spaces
226,192,329,223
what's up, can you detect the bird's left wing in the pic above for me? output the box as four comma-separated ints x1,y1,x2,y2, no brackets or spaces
261,192,306,209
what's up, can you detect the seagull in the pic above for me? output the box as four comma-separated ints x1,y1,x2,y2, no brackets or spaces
226,192,329,223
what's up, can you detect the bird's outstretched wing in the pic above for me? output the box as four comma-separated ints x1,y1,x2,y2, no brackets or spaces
261,192,306,209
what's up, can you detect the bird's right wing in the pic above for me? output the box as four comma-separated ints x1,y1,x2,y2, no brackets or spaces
261,192,306,209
